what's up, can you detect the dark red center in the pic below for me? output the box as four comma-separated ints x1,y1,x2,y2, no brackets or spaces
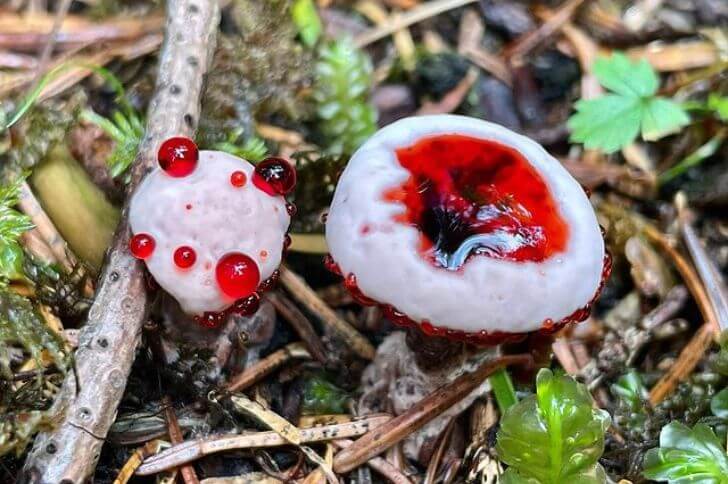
385,134,568,269
158,137,199,177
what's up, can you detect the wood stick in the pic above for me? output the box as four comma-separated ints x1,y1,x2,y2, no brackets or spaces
136,415,393,476
279,266,375,360
332,354,532,474
21,2,219,482
225,342,311,393
267,292,328,364
162,397,199,484
332,440,413,484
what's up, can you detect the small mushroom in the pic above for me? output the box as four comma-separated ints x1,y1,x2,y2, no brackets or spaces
324,115,609,461
129,137,296,328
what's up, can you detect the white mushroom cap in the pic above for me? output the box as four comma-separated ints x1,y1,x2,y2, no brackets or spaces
325,115,605,334
129,150,290,315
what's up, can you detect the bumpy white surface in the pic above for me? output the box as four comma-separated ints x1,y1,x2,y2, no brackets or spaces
130,150,290,315
325,115,605,334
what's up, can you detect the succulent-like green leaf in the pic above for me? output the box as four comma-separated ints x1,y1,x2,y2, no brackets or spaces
496,369,610,484
643,422,728,483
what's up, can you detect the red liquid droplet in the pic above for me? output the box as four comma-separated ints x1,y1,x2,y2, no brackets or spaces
230,170,247,187
173,246,197,269
215,252,260,300
323,254,341,275
130,233,155,259
253,157,297,196
194,312,226,329
286,202,297,217
386,134,569,269
259,270,280,292
260,250,268,259
158,137,198,177
186,204,193,210
233,293,260,316
283,234,292,252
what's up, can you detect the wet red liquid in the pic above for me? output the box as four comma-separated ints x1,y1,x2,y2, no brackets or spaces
215,252,261,300
130,233,155,259
385,134,568,269
173,246,196,269
253,157,297,196
158,137,198,177
230,170,247,187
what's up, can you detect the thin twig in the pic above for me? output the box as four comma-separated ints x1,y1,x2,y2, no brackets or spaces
136,415,393,476
22,2,219,482
332,440,413,484
279,266,376,360
162,397,199,484
354,0,478,47
225,342,311,393
267,292,328,364
332,354,533,473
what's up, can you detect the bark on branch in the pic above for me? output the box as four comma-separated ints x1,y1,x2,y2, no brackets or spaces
22,2,219,482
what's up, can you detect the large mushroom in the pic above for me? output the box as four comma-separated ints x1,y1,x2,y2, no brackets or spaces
324,115,609,460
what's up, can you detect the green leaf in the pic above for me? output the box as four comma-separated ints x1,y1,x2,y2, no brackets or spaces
612,370,649,411
641,97,691,141
711,388,728,419
593,53,658,98
568,52,690,153
643,422,728,483
707,94,728,122
496,369,610,484
301,374,349,415
568,95,642,153
0,176,33,283
291,0,321,47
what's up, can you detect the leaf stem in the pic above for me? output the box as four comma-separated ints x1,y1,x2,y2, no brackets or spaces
489,367,518,414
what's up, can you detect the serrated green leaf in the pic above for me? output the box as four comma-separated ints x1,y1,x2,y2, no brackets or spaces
496,369,610,484
593,53,658,98
643,422,728,483
568,95,643,153
642,98,691,141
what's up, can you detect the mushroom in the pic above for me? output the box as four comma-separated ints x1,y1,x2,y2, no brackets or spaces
129,137,296,329
324,115,609,461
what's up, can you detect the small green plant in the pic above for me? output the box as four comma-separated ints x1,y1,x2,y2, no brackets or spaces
301,374,350,415
643,421,728,483
496,368,610,483
210,130,268,162
568,53,690,153
313,38,377,155
0,176,34,283
291,0,321,47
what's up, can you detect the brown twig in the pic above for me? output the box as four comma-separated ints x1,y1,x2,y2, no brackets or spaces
505,0,586,63
332,440,413,484
332,354,533,473
225,342,311,393
112,440,167,484
162,397,199,484
22,2,219,482
279,266,375,360
136,415,393,476
267,293,328,364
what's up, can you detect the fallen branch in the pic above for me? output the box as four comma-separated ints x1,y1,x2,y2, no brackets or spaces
225,342,311,393
21,1,219,482
332,354,533,474
136,415,393,476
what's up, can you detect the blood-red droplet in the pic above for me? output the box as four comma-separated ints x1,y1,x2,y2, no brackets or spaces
230,170,247,187
215,252,260,300
233,293,260,316
253,157,296,196
130,233,155,259
174,246,197,269
158,137,198,177
285,202,297,217
186,204,192,210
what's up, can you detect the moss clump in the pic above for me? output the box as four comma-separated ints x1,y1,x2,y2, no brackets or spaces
313,39,377,155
